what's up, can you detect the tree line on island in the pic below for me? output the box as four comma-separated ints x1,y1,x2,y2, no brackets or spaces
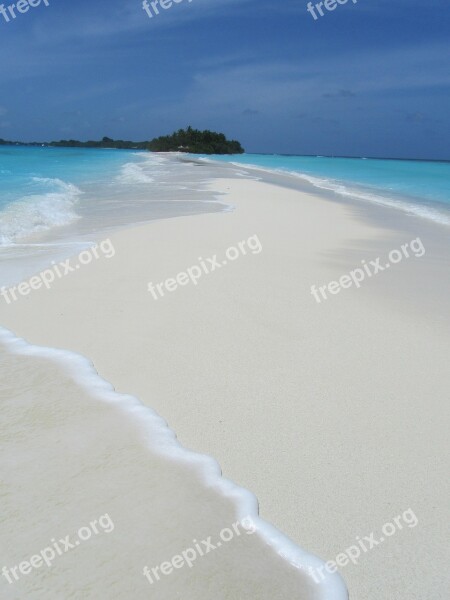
0,127,245,155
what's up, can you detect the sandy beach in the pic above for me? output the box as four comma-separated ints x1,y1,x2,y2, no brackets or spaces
1,0,449,596
1,157,449,599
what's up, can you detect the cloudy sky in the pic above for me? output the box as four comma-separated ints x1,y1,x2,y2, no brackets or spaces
0,0,448,158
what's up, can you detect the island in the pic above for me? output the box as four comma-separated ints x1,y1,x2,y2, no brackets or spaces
147,127,244,154
0,127,245,155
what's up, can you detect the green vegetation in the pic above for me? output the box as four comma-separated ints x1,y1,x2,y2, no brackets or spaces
0,128,245,155
147,127,244,154
48,137,148,150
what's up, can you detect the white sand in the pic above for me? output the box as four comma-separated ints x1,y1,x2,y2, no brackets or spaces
1,172,449,599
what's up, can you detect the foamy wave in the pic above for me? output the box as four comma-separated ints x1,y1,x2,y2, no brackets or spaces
116,162,154,184
0,178,82,246
116,155,174,184
294,172,450,226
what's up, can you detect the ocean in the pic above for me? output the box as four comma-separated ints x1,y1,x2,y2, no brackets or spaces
201,154,450,226
0,146,226,247
2,148,448,251
0,146,228,287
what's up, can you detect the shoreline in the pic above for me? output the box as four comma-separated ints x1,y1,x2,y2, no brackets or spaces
1,161,449,599
190,155,450,228
0,327,347,600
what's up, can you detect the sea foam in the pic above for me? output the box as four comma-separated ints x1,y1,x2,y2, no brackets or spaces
0,177,82,246
0,326,347,600
116,162,155,184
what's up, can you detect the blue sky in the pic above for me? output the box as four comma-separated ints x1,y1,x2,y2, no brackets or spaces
0,0,448,158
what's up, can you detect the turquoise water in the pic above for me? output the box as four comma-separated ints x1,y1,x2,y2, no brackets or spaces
203,154,450,225
0,146,229,249
0,146,147,245
0,146,134,205
2,147,449,247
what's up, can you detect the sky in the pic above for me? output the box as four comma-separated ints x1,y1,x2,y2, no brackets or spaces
0,0,449,159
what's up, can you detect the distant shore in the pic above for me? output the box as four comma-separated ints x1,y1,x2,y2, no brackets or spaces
0,127,245,154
